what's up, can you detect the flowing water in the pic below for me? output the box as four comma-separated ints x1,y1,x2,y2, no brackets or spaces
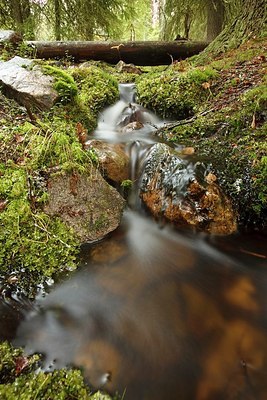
2,84,267,400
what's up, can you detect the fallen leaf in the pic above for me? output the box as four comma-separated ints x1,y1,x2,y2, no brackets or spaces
69,172,79,196
0,200,7,211
7,275,19,284
76,122,88,148
202,82,210,90
14,134,25,143
205,172,217,184
181,147,195,155
15,356,29,375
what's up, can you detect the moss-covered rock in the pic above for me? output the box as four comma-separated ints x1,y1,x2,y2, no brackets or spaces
136,65,218,119
139,39,267,231
41,64,78,102
71,65,119,115
157,83,267,230
0,60,122,295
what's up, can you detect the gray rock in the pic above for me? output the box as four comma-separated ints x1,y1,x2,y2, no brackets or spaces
139,143,237,234
0,30,22,45
0,56,58,110
44,169,126,242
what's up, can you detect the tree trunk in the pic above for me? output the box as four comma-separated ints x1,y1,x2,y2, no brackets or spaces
26,40,210,65
54,0,61,41
184,6,193,39
10,0,23,28
199,0,266,61
206,0,225,41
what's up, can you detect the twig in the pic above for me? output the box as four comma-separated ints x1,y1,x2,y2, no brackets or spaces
25,104,36,122
154,108,215,135
34,222,72,248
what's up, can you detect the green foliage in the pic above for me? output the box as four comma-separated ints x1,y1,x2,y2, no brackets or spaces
242,82,267,113
71,65,119,115
0,42,36,62
0,165,79,294
0,342,111,400
121,179,133,189
41,65,78,102
136,66,217,119
161,0,207,40
0,342,39,384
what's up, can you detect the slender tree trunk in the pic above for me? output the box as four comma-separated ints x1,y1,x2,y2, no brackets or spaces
206,0,225,41
54,0,61,41
10,0,32,36
10,0,23,27
184,6,193,39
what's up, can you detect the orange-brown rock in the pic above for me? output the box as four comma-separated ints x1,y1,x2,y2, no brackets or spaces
140,143,237,234
85,139,129,183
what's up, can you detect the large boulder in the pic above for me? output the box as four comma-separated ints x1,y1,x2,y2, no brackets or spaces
0,30,22,45
0,56,58,110
44,169,126,242
85,140,129,183
139,143,237,234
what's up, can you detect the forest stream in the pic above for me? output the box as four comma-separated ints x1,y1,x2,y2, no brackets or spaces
2,84,267,400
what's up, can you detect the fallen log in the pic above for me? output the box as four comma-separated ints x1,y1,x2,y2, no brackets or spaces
26,40,209,65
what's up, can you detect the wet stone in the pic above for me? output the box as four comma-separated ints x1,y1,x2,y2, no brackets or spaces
139,143,237,234
85,140,130,183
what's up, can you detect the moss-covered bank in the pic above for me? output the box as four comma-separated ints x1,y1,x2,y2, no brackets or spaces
0,60,119,398
135,38,267,230
0,63,119,295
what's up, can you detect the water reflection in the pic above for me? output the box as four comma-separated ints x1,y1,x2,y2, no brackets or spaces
15,211,267,400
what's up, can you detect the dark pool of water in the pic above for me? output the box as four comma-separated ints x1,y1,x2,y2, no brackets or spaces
13,210,267,400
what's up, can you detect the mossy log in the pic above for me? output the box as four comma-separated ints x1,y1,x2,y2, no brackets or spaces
26,40,210,65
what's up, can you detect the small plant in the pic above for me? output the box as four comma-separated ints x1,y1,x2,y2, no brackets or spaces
121,179,133,189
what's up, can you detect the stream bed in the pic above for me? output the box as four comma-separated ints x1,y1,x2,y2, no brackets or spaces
2,84,267,400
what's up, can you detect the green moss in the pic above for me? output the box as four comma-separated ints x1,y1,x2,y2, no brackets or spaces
0,60,123,295
0,165,79,295
121,179,133,189
136,65,217,119
161,96,267,229
0,42,36,62
71,65,119,115
0,342,39,384
0,343,112,400
242,82,267,112
41,65,78,102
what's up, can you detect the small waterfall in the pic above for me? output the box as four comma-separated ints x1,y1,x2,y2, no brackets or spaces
93,83,165,143
118,83,136,103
